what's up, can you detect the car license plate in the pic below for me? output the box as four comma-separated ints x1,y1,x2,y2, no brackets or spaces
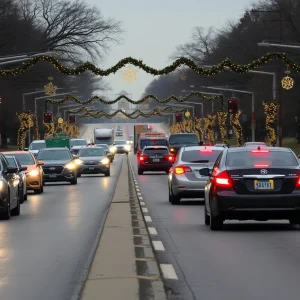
49,174,57,178
89,167,95,170
254,180,274,190
153,159,160,162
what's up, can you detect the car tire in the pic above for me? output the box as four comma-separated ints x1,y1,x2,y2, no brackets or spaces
1,190,11,220
104,169,110,177
289,218,300,225
19,186,24,204
11,195,20,216
41,184,44,193
24,193,28,201
34,187,42,194
204,205,210,226
70,177,78,185
168,186,172,202
210,214,223,230
77,173,82,178
170,189,180,205
138,168,143,175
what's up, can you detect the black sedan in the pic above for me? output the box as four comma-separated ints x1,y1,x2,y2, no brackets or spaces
203,146,300,230
77,147,110,177
137,146,174,175
36,148,78,185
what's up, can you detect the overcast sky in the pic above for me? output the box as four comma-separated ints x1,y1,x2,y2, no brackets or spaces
87,0,253,99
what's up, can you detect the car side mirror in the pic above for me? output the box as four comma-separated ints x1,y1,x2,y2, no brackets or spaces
24,148,29,151
37,161,44,166
20,166,27,172
6,166,18,174
199,167,210,177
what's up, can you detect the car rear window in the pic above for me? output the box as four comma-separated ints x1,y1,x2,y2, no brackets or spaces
5,156,17,167
143,148,169,155
181,149,223,163
169,134,198,145
140,139,168,149
226,150,299,167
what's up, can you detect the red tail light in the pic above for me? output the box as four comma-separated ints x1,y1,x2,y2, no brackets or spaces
174,165,192,175
296,177,300,187
251,150,269,153
139,155,148,161
164,155,174,162
215,171,231,187
254,164,269,168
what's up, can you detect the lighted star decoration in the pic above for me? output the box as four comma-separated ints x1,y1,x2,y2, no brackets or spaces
44,77,57,95
121,66,138,83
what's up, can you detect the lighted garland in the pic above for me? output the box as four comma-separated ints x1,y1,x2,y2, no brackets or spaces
2,52,300,77
230,110,243,146
263,101,279,146
217,111,228,144
17,111,33,150
43,122,55,138
32,113,40,140
204,115,216,144
170,118,203,140
43,121,79,138
45,92,224,111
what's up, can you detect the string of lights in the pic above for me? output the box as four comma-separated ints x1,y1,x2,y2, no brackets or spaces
230,110,243,146
263,101,279,146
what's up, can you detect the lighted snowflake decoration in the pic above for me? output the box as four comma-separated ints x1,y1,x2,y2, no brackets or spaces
44,77,57,95
121,66,138,83
281,75,294,90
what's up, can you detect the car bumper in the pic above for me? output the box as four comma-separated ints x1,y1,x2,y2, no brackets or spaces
26,174,41,190
139,162,172,172
116,149,128,153
171,175,207,198
78,165,109,174
43,170,76,182
212,191,300,220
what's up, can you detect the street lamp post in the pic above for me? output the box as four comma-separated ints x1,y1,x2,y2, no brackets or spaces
202,86,255,142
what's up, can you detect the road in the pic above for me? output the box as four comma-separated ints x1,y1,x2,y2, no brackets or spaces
129,152,300,300
0,133,124,300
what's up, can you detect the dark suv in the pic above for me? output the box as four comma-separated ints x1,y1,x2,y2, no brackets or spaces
168,133,199,155
37,148,78,185
137,146,174,175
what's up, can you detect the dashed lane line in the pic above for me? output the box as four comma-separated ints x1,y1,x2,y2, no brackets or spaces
160,264,178,280
140,202,146,206
148,227,158,235
153,241,165,251
144,216,152,222
142,207,148,213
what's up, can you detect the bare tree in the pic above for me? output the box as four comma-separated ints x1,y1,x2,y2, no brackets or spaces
17,0,123,62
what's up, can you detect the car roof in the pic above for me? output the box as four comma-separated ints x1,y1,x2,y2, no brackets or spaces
4,151,29,154
181,146,225,151
31,140,45,143
40,147,69,151
227,146,292,153
144,146,168,149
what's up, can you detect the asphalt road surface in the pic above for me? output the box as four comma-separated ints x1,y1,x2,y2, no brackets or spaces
129,153,300,300
0,153,124,300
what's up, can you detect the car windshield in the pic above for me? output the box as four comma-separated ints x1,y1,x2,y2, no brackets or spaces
12,153,35,165
115,140,126,145
5,156,17,167
181,149,223,163
140,139,168,149
37,150,71,160
79,148,105,157
226,150,299,167
143,147,169,155
29,142,46,150
70,140,87,146
169,134,198,145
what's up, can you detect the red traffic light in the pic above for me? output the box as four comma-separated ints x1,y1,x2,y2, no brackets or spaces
228,98,238,113
43,112,53,123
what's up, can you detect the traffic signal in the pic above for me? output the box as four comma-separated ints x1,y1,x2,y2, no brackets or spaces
68,115,76,124
228,98,238,114
43,112,53,123
175,113,182,122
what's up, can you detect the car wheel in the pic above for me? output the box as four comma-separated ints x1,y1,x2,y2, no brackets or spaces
70,177,78,185
168,186,172,202
19,186,24,204
104,169,110,177
170,189,180,205
24,193,28,201
1,190,11,220
34,187,42,194
77,173,82,178
289,218,300,225
210,214,223,230
204,205,210,226
11,195,20,216
138,168,143,175
41,184,44,193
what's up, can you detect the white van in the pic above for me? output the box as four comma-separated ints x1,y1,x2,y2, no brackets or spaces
28,140,46,157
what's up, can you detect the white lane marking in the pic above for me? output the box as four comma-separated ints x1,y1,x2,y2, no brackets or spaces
148,227,157,235
160,264,178,280
144,216,152,222
136,189,140,192
153,241,165,251
138,196,143,201
137,192,142,196
140,202,145,206
142,207,148,213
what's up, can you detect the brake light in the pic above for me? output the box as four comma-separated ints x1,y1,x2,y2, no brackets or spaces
296,177,300,187
164,155,174,161
215,171,231,187
174,165,192,175
200,147,213,152
139,155,148,161
254,164,269,168
251,150,269,153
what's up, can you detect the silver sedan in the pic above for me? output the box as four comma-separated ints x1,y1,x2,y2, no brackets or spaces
168,146,224,205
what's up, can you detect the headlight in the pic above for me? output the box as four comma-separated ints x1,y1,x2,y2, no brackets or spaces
74,159,83,165
170,148,175,152
124,145,131,151
0,180,3,190
101,158,110,165
28,170,39,176
65,163,75,170
109,146,116,153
